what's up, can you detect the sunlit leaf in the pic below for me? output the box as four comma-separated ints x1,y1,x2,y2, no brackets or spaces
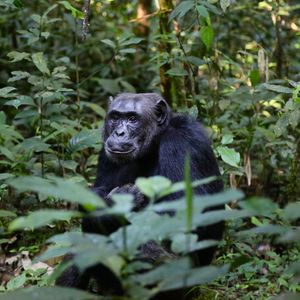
32,52,50,75
200,25,214,50
217,146,240,167
220,0,231,12
59,1,84,19
6,273,26,290
7,51,30,62
0,87,16,98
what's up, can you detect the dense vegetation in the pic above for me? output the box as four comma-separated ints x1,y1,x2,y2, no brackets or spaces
0,0,299,299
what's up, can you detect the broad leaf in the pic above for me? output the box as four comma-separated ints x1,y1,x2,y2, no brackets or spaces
32,52,50,75
283,202,300,220
169,1,194,21
7,51,30,62
0,286,100,300
217,146,240,167
9,209,80,230
263,83,292,94
0,210,17,217
68,129,102,152
59,1,84,19
136,176,172,200
0,87,16,98
239,197,278,216
8,176,104,209
200,25,214,50
220,0,231,12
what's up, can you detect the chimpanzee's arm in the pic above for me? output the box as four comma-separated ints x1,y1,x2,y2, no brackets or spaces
157,118,224,265
82,150,145,235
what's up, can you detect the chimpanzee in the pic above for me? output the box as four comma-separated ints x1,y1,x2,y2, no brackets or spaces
56,93,224,299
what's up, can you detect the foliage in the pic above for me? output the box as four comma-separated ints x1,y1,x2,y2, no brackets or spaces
0,0,299,299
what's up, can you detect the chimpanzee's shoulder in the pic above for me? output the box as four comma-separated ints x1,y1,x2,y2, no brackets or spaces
166,113,210,145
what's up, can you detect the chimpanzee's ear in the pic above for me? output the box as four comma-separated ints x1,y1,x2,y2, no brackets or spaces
155,99,168,126
108,96,114,105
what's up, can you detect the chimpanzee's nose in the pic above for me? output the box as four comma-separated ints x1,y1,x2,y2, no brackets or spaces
115,129,125,137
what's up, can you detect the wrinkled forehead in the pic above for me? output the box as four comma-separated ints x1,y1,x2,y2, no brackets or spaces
109,96,154,115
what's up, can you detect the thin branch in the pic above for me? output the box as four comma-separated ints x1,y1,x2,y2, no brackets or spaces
82,0,91,41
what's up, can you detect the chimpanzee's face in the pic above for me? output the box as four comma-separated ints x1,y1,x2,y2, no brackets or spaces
103,94,169,164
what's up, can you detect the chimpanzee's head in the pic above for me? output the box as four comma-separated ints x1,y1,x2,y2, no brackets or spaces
103,93,171,163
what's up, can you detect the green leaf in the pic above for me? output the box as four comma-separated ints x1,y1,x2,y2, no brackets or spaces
119,48,136,54
274,114,289,136
289,110,300,128
31,14,41,24
0,210,17,218
60,160,78,172
263,83,293,94
216,146,240,167
97,79,120,94
6,273,26,290
0,173,14,181
197,5,209,18
169,1,194,21
200,25,214,50
5,95,35,109
101,39,116,49
13,0,24,8
120,37,144,46
136,176,172,200
193,208,255,227
8,176,104,209
221,134,233,145
7,51,30,62
20,137,50,152
154,189,244,213
186,56,205,67
0,87,16,98
220,0,231,12
59,1,84,19
0,146,14,161
239,197,278,216
8,71,30,82
283,202,300,220
165,67,188,77
9,209,80,230
68,129,102,152
0,286,99,300
81,102,106,118
238,224,289,236
249,69,260,87
136,257,229,291
32,52,50,75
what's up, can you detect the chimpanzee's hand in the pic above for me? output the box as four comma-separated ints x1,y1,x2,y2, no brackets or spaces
106,184,149,211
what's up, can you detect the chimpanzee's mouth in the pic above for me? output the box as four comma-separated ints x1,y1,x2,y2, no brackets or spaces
107,148,135,155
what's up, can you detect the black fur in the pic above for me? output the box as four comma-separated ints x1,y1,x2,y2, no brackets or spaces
57,93,224,299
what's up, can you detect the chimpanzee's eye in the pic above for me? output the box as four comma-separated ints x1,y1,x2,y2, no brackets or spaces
128,115,137,123
109,114,119,122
